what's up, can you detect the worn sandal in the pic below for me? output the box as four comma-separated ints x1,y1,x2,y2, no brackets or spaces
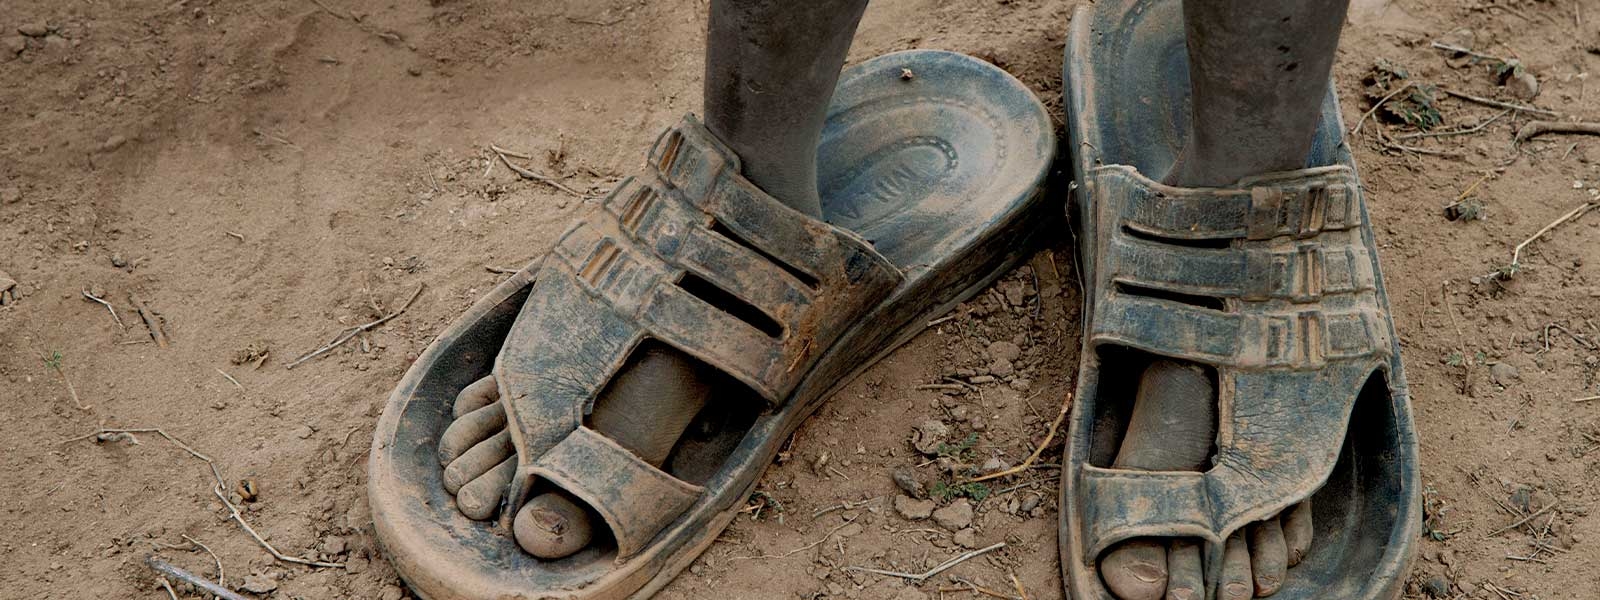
369,49,1052,600
1057,1,1421,599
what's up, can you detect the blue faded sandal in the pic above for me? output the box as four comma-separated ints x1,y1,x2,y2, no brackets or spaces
1057,1,1421,599
369,49,1052,600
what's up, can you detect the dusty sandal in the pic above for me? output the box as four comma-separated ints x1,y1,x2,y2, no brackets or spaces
369,49,1053,600
1056,2,1421,599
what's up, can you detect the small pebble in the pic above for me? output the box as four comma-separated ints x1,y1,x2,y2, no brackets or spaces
891,467,924,498
931,500,973,531
241,575,278,594
17,22,48,37
894,496,935,520
953,527,979,548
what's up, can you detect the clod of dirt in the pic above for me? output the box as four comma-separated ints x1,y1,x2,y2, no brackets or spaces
380,584,405,600
322,535,347,555
236,478,259,502
953,527,979,548
1489,362,1520,386
890,586,931,600
931,500,973,531
294,424,316,439
987,340,1021,363
1422,576,1452,598
0,269,17,306
110,253,127,268
1018,493,1041,513
1503,67,1539,100
16,22,48,38
911,419,950,455
232,342,270,366
98,135,128,154
894,496,936,520
0,186,19,204
241,574,278,594
1,36,22,57
989,358,1015,377
891,467,925,498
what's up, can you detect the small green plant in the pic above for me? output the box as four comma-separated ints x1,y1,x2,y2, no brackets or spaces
930,480,991,503
42,350,62,370
1445,351,1464,367
936,432,980,461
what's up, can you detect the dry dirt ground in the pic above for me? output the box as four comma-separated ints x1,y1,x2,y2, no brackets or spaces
2,0,1599,598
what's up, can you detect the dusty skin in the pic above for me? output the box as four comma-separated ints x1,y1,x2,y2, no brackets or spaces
3,0,1600,598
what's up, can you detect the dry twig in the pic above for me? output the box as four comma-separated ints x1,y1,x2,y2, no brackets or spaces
130,293,169,348
1500,202,1597,278
146,556,249,600
967,393,1072,483
1350,81,1412,136
1515,120,1600,143
1488,503,1556,537
1440,88,1559,117
489,144,593,199
183,534,224,583
212,486,343,567
286,283,425,369
82,289,125,329
846,542,1006,582
216,368,246,394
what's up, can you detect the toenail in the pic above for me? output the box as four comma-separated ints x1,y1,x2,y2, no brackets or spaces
1224,582,1252,599
1167,587,1196,600
529,508,568,535
1127,562,1165,583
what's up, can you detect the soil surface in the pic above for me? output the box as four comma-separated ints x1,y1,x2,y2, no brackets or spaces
2,0,1599,598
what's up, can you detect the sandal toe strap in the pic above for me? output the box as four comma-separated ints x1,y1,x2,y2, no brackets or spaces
528,426,705,559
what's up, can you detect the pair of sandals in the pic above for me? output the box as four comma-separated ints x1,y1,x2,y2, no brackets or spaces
367,1,1420,598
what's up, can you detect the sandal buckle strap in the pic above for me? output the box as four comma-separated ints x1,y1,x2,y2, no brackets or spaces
526,426,705,560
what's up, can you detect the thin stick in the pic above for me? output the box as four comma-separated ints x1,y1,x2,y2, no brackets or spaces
1004,572,1030,600
286,283,424,369
1350,81,1412,136
1430,41,1507,63
1515,120,1600,143
226,231,246,242
130,294,169,348
967,393,1072,483
158,578,179,600
945,578,1019,600
182,534,224,583
306,0,351,20
40,350,89,411
728,517,858,560
1488,504,1555,536
484,265,520,274
1440,88,1559,117
846,542,1007,582
212,485,343,568
215,368,245,394
60,427,225,489
82,289,125,329
1507,203,1596,275
489,145,592,199
1396,109,1511,140
146,556,249,600
1571,395,1600,403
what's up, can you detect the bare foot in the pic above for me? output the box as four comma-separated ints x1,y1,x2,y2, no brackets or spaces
1097,360,1314,600
437,346,711,558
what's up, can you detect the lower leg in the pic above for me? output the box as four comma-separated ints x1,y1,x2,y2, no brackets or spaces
441,0,869,560
703,0,869,217
1167,0,1349,186
1103,2,1346,598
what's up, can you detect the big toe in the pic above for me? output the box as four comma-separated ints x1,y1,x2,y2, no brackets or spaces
438,401,506,465
1100,539,1169,600
514,492,595,559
